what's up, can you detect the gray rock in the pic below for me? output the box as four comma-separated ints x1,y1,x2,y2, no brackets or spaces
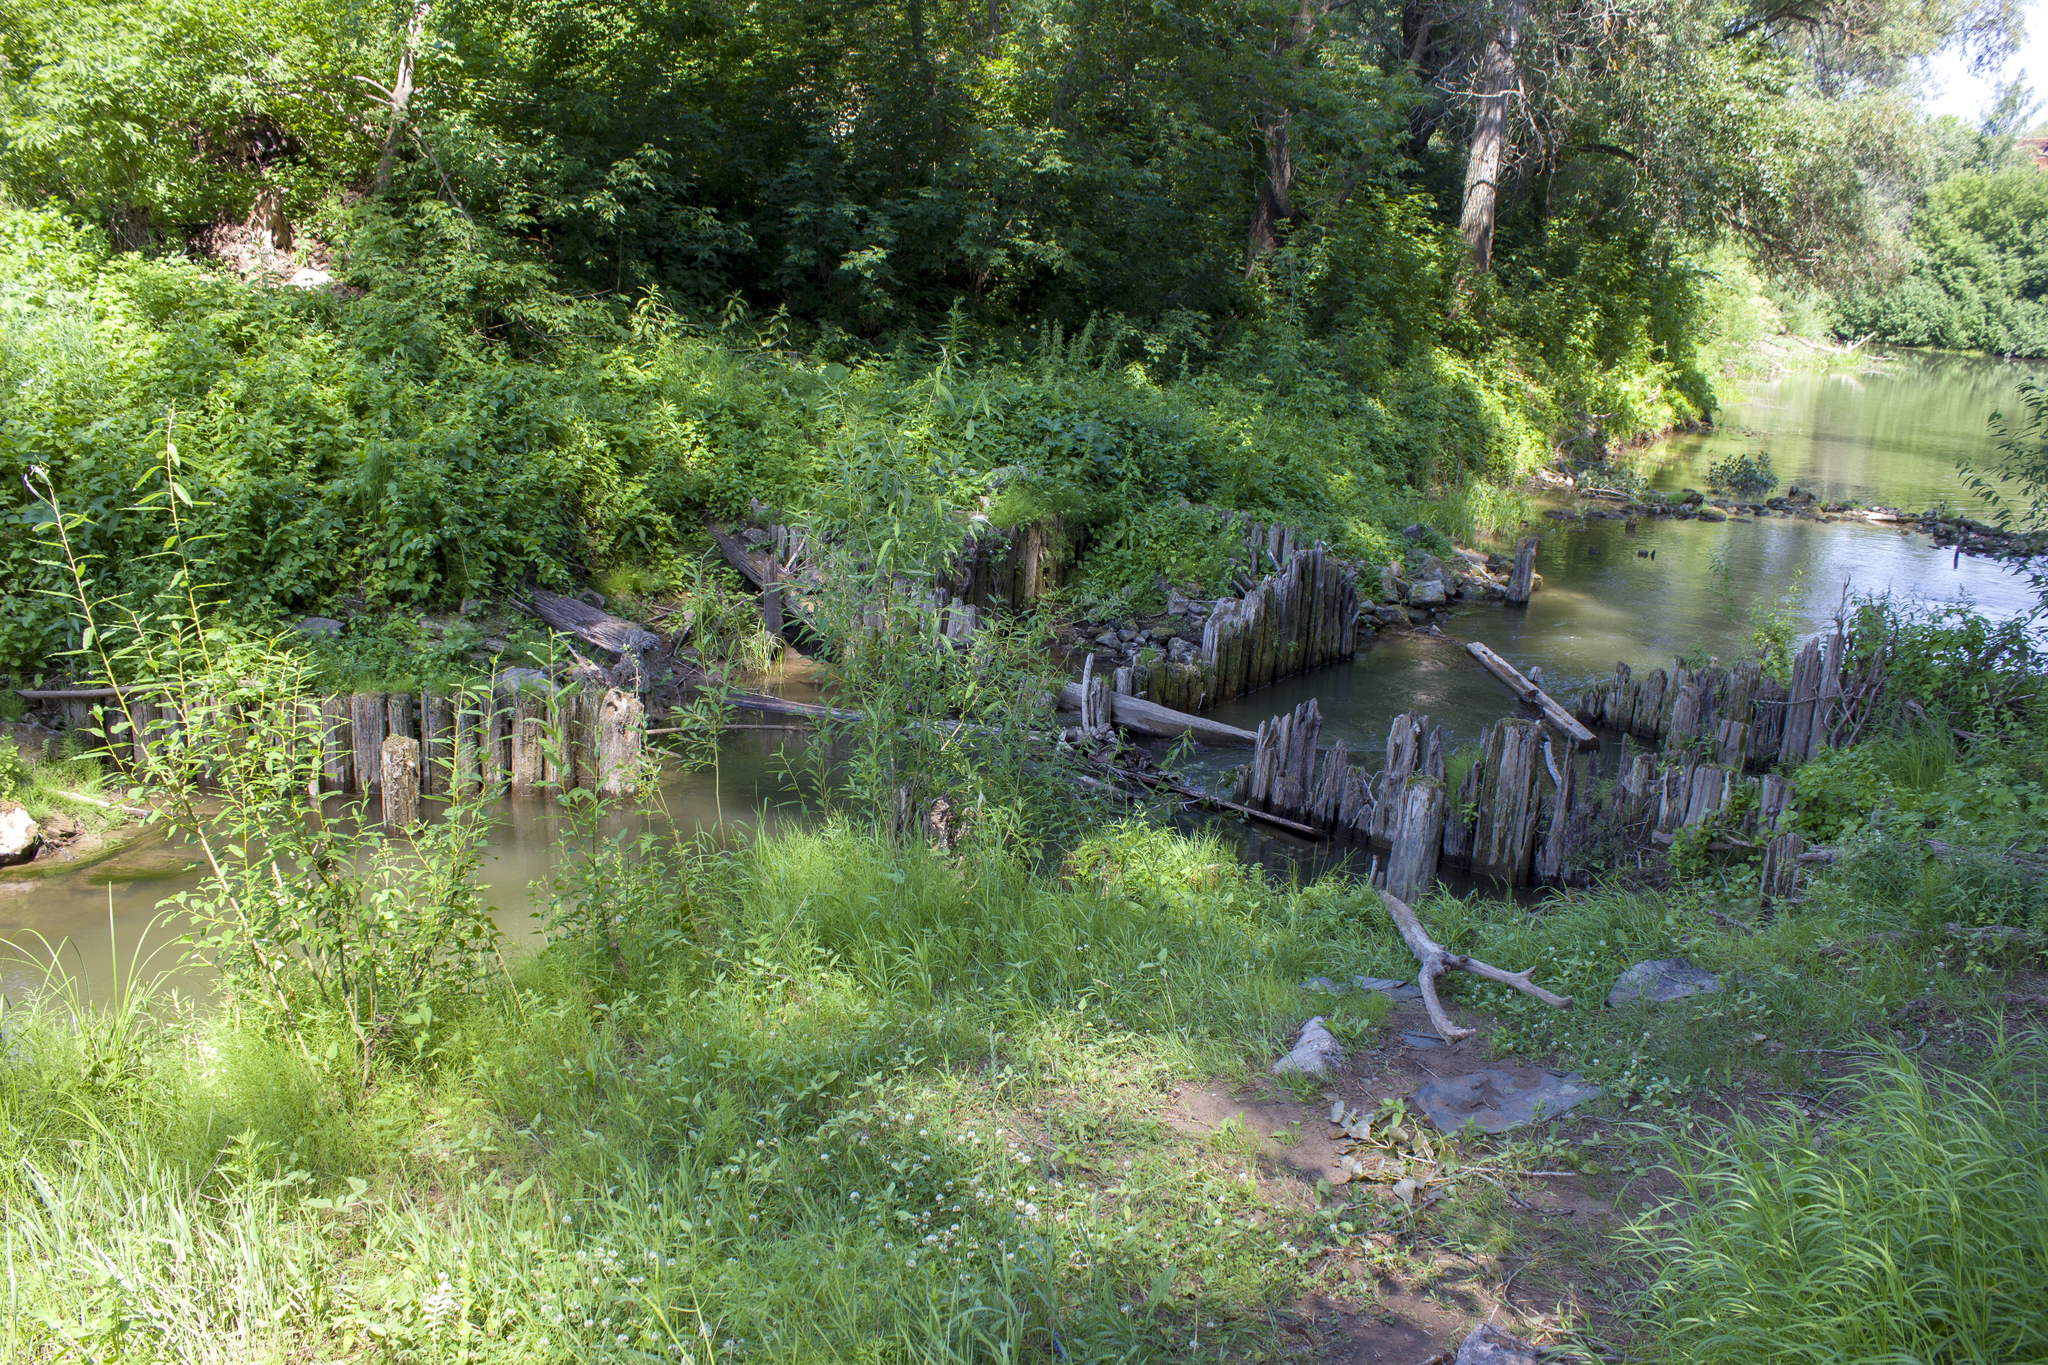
1353,974,1423,1001
0,801,42,867
1413,1069,1602,1134
1273,1017,1346,1077
1299,974,1424,1002
1400,1030,1444,1050
1606,957,1722,1007
1406,579,1447,606
1094,631,1120,647
295,616,344,638
286,267,334,289
1454,1322,1546,1365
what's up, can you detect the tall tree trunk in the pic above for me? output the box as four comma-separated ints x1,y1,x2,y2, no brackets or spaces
1459,0,1523,275
375,1,432,192
1246,0,1329,271
1246,109,1296,269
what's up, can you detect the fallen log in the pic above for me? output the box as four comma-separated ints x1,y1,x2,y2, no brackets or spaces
1056,682,1258,748
1089,754,1323,839
521,590,668,688
1379,889,1574,1042
12,687,123,700
1464,641,1596,748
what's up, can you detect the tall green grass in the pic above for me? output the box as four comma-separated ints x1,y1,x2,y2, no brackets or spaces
0,820,1412,1363
1624,1047,2048,1365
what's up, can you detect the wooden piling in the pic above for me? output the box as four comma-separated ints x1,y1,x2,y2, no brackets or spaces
380,734,421,828
1506,536,1538,604
422,691,454,795
511,685,546,794
597,688,646,797
320,696,353,793
1384,776,1447,902
350,692,385,793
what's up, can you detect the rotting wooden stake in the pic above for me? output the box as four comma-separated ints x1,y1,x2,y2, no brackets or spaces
380,734,420,828
1378,889,1573,1041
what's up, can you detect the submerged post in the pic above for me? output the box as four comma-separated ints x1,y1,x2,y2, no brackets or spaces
1506,535,1538,604
381,734,421,828
597,688,646,797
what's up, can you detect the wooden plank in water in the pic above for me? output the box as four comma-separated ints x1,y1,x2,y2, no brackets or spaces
1056,682,1258,748
1465,641,1596,748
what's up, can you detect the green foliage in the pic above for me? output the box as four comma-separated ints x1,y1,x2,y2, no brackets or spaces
1627,1047,2048,1365
1705,450,1779,497
1836,167,2048,356
1969,375,2048,602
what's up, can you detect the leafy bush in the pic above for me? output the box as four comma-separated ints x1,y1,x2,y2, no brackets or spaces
1705,450,1778,497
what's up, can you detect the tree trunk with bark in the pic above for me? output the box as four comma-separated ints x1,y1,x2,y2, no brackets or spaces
1459,0,1523,275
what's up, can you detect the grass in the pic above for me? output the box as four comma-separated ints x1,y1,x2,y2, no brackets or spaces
2,802,2043,1362
1624,1045,2048,1365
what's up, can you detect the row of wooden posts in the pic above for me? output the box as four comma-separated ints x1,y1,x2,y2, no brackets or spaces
1570,626,1877,770
1118,548,1363,713
1232,701,1805,902
84,674,650,826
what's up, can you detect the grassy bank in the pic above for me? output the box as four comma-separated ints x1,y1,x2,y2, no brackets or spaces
4,798,2042,1363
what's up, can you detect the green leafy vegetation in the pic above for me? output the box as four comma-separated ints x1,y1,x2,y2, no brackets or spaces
1627,1048,2048,1364
1704,450,1779,497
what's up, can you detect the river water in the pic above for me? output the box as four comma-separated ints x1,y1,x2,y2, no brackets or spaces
5,351,2041,1001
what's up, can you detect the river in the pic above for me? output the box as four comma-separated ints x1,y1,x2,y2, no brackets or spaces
5,350,2041,1001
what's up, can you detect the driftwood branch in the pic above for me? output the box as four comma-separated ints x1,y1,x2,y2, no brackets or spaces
1379,890,1575,1041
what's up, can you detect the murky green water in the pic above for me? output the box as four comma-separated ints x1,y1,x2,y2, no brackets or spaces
1192,351,2041,775
7,351,2041,999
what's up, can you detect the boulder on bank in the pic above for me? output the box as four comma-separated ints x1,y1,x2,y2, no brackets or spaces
0,801,42,866
1606,957,1722,1007
1273,1017,1346,1077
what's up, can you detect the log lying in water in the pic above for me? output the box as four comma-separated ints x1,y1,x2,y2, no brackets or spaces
1465,641,1596,747
1056,682,1258,747
522,589,668,688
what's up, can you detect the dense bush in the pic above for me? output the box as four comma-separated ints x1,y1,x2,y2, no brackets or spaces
1836,168,2048,356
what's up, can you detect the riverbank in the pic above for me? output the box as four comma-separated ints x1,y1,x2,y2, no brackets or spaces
3,804,2042,1364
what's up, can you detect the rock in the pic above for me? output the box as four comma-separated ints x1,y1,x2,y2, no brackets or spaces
1273,1017,1346,1077
295,616,344,638
1094,631,1120,648
1300,974,1423,1002
1379,564,1405,601
286,267,334,289
1413,1069,1601,1134
1376,604,1412,627
1454,1323,1546,1365
1400,1030,1444,1050
1401,523,1428,542
1697,508,1727,522
459,597,482,616
0,801,42,867
1406,579,1447,606
1607,957,1722,1007
1352,974,1423,1001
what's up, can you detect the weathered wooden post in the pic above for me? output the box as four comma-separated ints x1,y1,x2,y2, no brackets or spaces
510,684,546,794
385,692,415,742
350,691,385,793
422,691,454,796
320,696,354,793
453,687,483,799
1384,775,1448,903
380,734,420,828
1506,536,1539,604
597,688,646,797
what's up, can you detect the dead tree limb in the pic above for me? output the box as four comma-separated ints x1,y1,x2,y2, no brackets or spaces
1379,890,1574,1041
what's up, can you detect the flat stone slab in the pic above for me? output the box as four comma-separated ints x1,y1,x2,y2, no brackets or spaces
1413,1068,1602,1134
1300,974,1424,1002
1607,957,1722,1007
295,616,344,638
